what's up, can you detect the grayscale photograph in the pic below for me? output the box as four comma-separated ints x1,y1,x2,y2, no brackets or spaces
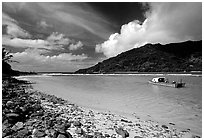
2,2,202,138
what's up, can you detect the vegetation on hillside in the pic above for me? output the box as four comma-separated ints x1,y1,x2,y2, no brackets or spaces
75,40,202,74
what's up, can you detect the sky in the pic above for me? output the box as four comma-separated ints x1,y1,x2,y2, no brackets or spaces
2,2,202,72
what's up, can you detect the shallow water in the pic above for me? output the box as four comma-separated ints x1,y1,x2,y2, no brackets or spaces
24,74,202,136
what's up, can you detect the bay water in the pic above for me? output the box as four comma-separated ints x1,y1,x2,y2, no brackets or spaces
24,74,202,136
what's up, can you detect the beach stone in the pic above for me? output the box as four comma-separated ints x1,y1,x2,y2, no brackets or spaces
11,122,24,131
6,101,14,108
3,128,14,137
75,128,84,135
32,129,46,138
121,118,132,123
94,132,103,138
6,113,20,123
57,133,66,138
49,129,58,138
73,121,82,127
169,122,175,125
16,128,30,138
134,135,143,138
115,127,129,138
104,133,110,137
161,125,168,129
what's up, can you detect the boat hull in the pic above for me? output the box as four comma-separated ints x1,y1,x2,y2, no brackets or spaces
148,81,185,88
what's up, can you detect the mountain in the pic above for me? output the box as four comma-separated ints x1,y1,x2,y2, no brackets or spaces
75,40,202,74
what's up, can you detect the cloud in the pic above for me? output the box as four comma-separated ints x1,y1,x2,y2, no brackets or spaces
3,3,113,40
69,41,83,51
3,32,72,50
37,20,52,29
11,48,88,72
96,2,202,57
2,13,31,38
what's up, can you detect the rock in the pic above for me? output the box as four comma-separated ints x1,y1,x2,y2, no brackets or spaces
73,121,82,127
16,128,30,138
31,110,44,117
134,135,143,138
85,134,94,138
169,122,175,125
94,132,103,138
49,129,58,138
161,125,168,129
104,133,110,137
6,101,14,108
2,128,14,138
115,127,129,138
6,113,20,123
12,122,24,131
57,134,66,138
111,134,117,138
33,129,46,138
121,118,132,123
75,128,84,135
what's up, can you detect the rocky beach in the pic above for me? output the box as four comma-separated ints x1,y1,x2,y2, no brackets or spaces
2,77,201,138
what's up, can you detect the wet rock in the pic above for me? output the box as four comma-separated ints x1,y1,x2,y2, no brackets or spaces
115,127,129,138
6,101,14,108
32,129,46,138
104,133,110,137
94,132,104,138
2,128,14,138
85,134,94,138
169,122,175,125
75,128,84,135
161,125,168,129
6,113,20,123
73,121,82,127
49,129,58,138
57,133,66,138
11,122,24,131
16,128,30,138
121,118,132,123
134,135,143,138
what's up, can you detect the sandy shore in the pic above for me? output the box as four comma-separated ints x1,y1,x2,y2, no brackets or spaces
2,77,200,138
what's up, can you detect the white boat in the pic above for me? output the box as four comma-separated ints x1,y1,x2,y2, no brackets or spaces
148,77,185,88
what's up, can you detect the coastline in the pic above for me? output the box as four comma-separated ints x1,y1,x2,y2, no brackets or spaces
2,76,201,138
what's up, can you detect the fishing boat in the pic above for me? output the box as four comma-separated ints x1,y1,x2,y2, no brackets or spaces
148,77,185,88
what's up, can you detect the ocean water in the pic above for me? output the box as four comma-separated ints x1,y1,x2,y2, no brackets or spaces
23,74,202,136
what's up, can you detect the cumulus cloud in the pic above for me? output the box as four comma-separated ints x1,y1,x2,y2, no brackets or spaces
37,20,52,29
69,41,83,51
2,13,31,38
96,2,202,57
11,48,88,72
3,32,72,50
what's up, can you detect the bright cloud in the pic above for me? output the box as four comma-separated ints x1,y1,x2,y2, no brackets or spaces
96,2,202,57
37,20,52,29
3,32,72,50
69,41,83,51
2,13,31,38
11,48,88,72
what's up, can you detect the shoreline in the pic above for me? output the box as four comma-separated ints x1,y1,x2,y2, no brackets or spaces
2,77,201,138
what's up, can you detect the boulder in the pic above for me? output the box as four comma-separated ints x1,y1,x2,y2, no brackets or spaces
11,122,24,131
6,101,14,108
32,129,46,138
75,128,84,135
161,125,168,129
6,113,20,123
73,121,82,127
115,127,129,138
16,128,30,138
